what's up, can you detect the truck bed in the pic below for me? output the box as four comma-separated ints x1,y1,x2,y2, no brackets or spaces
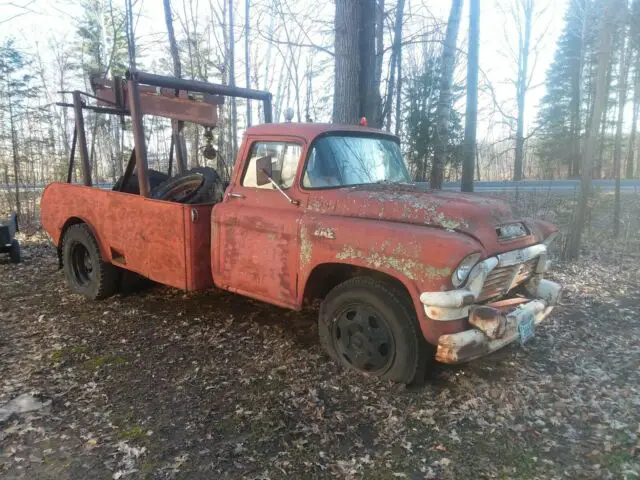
41,183,214,291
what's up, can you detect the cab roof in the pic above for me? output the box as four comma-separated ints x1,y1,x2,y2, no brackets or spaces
244,122,399,143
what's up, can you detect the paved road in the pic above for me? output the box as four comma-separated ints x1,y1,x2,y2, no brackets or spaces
429,179,640,192
1,179,640,193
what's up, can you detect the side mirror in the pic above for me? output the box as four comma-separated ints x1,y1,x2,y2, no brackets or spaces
256,155,273,186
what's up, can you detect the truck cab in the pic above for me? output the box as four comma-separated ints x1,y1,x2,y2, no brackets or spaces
41,72,561,384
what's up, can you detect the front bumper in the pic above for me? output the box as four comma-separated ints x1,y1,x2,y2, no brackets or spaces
419,243,562,364
435,283,559,363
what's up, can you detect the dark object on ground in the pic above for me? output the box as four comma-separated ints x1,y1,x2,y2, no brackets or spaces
150,167,226,204
113,169,170,194
0,213,20,263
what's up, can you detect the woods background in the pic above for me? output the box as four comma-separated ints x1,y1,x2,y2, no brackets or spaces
0,0,637,257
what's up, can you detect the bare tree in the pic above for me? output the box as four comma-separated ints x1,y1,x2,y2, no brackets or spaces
569,0,588,178
613,3,630,236
333,0,360,124
8,87,21,215
513,0,533,180
245,0,252,127
565,0,616,259
430,0,463,189
333,0,383,127
461,0,480,192
124,0,136,69
383,0,406,131
163,0,188,173
0,0,35,25
626,53,639,178
228,0,238,158
360,0,382,127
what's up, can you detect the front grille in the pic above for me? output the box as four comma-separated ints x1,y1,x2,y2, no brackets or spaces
478,257,539,301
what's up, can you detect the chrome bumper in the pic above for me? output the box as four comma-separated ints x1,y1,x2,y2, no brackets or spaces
418,243,562,363
435,280,561,363
420,243,550,321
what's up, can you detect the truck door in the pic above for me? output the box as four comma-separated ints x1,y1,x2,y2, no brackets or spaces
213,137,305,307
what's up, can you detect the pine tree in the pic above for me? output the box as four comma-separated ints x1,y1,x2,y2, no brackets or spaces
403,51,463,182
536,0,588,178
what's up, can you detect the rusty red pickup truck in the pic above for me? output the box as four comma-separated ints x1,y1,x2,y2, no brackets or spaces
41,71,561,384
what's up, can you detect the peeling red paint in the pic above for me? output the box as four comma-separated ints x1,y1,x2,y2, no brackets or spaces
41,121,559,355
41,183,212,290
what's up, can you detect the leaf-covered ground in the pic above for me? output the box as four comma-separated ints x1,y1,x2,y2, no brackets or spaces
1,195,640,479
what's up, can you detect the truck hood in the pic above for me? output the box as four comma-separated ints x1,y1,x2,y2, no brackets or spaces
306,183,553,255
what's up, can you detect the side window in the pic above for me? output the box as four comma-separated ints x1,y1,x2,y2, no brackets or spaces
242,141,302,189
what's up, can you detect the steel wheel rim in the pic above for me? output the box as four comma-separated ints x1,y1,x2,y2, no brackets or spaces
332,304,395,374
70,242,94,286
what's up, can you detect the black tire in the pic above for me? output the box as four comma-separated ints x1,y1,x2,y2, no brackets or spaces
9,239,20,264
61,224,119,300
150,167,225,204
113,169,169,194
318,276,431,384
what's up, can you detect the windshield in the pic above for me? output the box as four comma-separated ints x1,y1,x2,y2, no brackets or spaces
302,135,410,188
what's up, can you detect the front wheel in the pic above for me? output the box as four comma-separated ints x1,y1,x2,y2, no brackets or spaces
318,276,432,384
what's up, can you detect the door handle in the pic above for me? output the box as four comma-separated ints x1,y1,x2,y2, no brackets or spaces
228,192,245,199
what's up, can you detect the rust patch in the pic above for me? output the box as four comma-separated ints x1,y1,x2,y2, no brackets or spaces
433,212,468,231
335,245,451,281
469,306,507,340
300,225,312,268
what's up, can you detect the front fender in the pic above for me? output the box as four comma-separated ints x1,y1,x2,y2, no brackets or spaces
297,213,483,340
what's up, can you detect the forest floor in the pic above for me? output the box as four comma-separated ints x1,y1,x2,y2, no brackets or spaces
1,193,640,479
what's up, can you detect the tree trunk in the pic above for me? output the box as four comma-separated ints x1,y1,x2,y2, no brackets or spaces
333,0,361,124
565,0,615,260
513,0,533,181
595,57,614,179
613,31,630,236
374,0,384,125
228,0,238,159
461,0,479,192
383,0,405,131
430,0,463,189
359,0,382,127
163,0,188,173
333,0,382,126
125,0,136,69
626,52,639,179
8,92,21,216
569,0,587,178
394,40,403,136
245,0,252,127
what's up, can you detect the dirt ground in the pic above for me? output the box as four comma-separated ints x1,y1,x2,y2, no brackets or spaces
1,195,640,479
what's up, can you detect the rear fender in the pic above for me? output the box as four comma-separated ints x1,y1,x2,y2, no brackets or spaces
42,184,111,263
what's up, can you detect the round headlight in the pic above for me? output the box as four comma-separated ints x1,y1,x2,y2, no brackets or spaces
452,253,481,287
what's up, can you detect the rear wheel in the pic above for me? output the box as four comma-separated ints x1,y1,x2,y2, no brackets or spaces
9,239,20,263
61,224,118,300
318,276,431,384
